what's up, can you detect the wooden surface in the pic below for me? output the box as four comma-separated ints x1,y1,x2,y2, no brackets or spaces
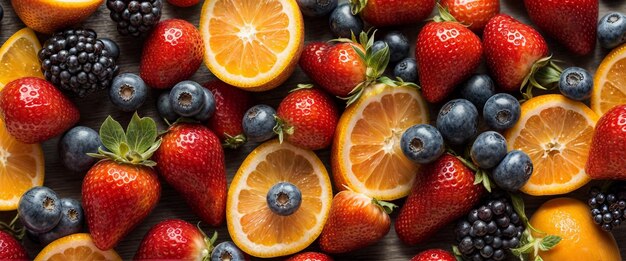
0,0,625,260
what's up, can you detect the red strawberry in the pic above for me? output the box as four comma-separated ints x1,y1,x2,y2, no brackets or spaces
167,0,199,7
274,86,339,150
0,231,27,260
134,219,213,260
586,104,626,180
319,190,394,253
524,0,597,55
155,123,227,226
286,252,334,261
140,19,203,89
82,114,162,250
204,80,252,149
410,249,456,261
299,42,333,89
416,16,483,103
351,0,436,27
483,14,550,92
441,0,500,32
395,154,484,245
0,77,79,144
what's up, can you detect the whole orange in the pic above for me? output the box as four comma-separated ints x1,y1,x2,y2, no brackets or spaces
530,197,621,261
11,0,103,34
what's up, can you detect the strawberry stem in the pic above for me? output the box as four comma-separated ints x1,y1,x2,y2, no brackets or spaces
0,214,25,241
349,0,368,15
222,133,247,149
509,192,562,260
520,56,563,100
433,3,459,23
272,116,293,144
371,198,398,215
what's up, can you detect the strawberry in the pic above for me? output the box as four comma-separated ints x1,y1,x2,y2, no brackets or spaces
524,0,597,55
416,7,483,103
440,0,500,32
286,252,334,261
82,113,162,250
395,154,484,245
0,231,27,260
167,0,199,7
350,0,435,27
319,190,395,253
134,219,214,260
204,80,252,149
483,14,553,93
154,123,227,226
0,77,79,144
410,249,456,261
274,85,339,150
586,104,626,180
140,19,203,89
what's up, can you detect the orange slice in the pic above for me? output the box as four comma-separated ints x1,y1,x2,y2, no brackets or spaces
505,94,598,196
331,83,429,200
0,28,44,89
11,0,103,34
226,139,332,258
200,0,304,91
34,233,121,261
0,119,44,211
592,43,626,116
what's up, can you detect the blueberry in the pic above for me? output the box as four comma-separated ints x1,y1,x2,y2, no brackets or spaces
492,150,533,191
39,198,84,245
371,40,387,55
59,126,103,172
211,241,247,261
169,81,206,117
483,93,520,131
194,88,216,122
266,182,302,216
296,0,337,17
400,124,445,164
18,186,62,233
109,73,148,112
470,131,508,169
393,58,417,83
598,12,626,49
242,104,277,143
329,3,363,38
559,67,593,101
383,31,409,62
460,74,496,111
436,99,479,145
157,91,179,122
99,38,120,60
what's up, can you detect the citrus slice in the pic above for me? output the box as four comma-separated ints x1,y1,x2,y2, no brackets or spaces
505,94,598,196
200,0,304,92
331,83,429,200
592,43,626,116
0,119,44,211
34,233,121,261
11,0,103,34
0,28,44,89
227,139,332,258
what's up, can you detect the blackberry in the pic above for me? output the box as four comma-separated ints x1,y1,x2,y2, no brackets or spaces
38,29,119,97
588,184,626,231
455,194,524,261
107,0,162,37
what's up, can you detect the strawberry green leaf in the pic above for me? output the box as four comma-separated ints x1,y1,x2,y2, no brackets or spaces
538,235,561,251
99,115,127,155
535,256,544,261
372,198,397,214
511,193,529,226
452,245,463,261
126,112,158,154
349,0,367,15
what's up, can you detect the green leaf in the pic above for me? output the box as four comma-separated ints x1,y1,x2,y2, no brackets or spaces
451,245,463,261
126,112,158,154
474,171,483,185
351,45,367,62
99,116,127,155
482,173,492,193
535,256,544,261
372,198,397,214
119,142,130,159
539,235,561,251
511,193,528,223
511,240,534,255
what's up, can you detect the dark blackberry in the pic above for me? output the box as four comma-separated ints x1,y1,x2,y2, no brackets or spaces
455,195,524,261
38,29,119,97
588,183,626,231
107,0,162,37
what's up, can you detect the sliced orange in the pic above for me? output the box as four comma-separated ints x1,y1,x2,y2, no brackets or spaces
200,0,304,92
0,28,44,89
0,119,44,211
227,139,332,258
505,94,598,196
11,0,103,34
34,233,121,261
331,83,429,200
592,43,626,116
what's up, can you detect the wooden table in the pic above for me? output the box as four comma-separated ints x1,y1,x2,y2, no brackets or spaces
0,0,624,260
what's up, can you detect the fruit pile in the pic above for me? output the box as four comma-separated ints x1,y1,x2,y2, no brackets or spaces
0,0,626,260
